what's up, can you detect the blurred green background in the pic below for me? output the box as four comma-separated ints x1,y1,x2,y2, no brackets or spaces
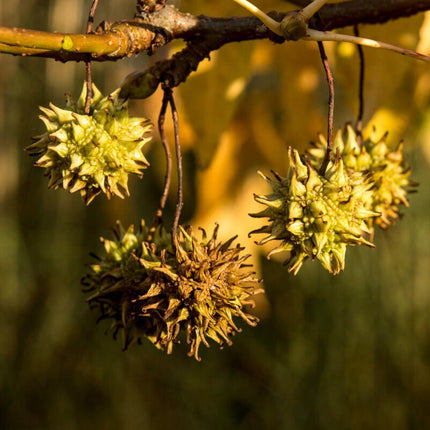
1,1,430,429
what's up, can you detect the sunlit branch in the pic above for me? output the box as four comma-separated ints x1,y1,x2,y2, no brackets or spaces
0,23,155,61
1,1,430,62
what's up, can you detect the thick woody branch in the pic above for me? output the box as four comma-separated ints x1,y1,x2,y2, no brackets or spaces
119,38,223,98
310,0,430,30
0,0,429,62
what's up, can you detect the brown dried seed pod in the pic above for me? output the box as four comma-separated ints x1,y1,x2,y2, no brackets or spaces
83,220,263,361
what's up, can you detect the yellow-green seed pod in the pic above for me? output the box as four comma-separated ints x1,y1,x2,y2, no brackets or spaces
250,147,379,275
307,124,417,235
27,83,152,204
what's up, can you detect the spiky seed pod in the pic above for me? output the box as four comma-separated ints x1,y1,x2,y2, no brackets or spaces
27,83,152,204
82,221,263,361
250,147,379,275
308,124,417,233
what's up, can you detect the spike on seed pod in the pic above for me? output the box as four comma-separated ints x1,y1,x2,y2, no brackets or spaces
83,220,263,361
27,83,152,204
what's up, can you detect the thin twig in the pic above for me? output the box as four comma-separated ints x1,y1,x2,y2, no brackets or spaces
232,0,282,35
301,0,329,21
86,0,100,33
85,0,100,114
306,29,430,62
150,88,173,233
85,62,93,114
168,89,183,244
354,25,364,142
318,41,334,176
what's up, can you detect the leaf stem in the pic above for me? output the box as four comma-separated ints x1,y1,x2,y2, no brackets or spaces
318,41,334,176
168,90,183,244
86,0,100,33
306,28,430,62
354,25,365,141
85,63,93,114
84,0,100,114
151,88,173,234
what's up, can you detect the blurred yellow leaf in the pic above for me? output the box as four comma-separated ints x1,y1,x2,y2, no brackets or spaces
179,44,255,168
178,0,285,168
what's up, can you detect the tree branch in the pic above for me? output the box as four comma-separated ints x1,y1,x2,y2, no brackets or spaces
0,1,429,63
0,20,165,62
311,0,430,30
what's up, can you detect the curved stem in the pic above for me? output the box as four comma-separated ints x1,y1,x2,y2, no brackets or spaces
317,41,335,176
151,88,173,234
232,0,283,35
306,28,430,62
354,25,365,141
168,90,183,243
